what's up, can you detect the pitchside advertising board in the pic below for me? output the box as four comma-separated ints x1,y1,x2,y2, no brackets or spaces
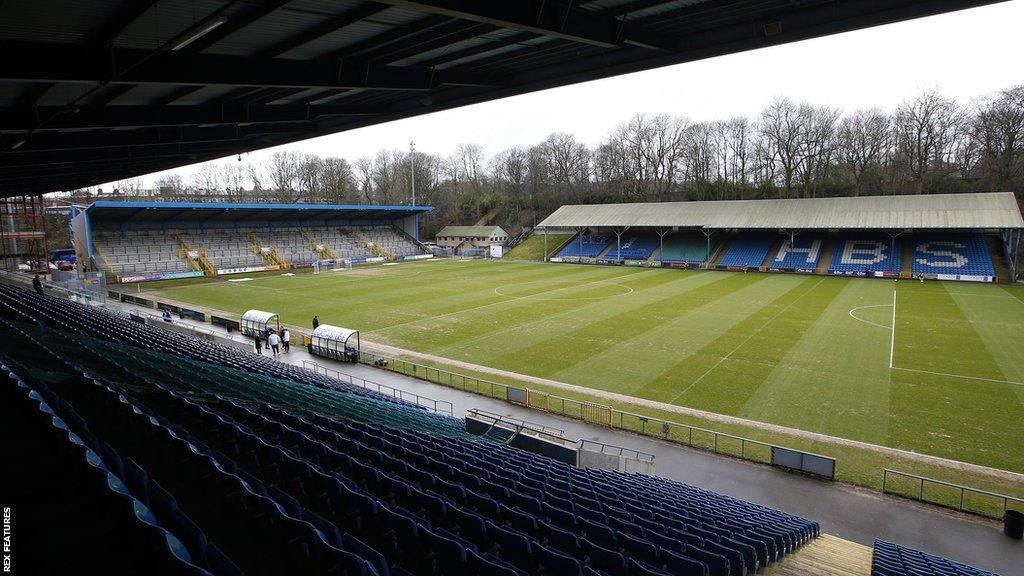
120,271,203,283
217,265,279,275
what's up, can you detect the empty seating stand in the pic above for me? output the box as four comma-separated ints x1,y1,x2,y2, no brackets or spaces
660,233,711,264
829,236,901,277
872,540,1001,576
603,234,660,261
718,233,775,269
770,235,826,272
93,223,426,280
559,235,613,258
910,234,996,279
2,283,824,576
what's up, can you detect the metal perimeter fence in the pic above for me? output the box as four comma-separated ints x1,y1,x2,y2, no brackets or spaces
359,350,835,479
303,360,454,416
882,469,1024,519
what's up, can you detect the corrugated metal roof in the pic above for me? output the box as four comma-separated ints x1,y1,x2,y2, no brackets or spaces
537,193,1024,230
2,0,1003,197
436,225,507,237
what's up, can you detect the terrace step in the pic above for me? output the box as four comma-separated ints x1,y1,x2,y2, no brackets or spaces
766,534,872,576
901,235,914,279
988,233,1012,283
815,236,835,275
710,235,734,266
762,236,784,269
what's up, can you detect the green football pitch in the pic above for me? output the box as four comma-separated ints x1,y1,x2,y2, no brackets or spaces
151,259,1024,473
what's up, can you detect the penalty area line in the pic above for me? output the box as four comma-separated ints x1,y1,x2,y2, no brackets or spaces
890,366,1024,388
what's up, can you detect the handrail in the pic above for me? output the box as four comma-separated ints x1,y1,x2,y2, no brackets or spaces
302,360,453,416
578,438,655,463
359,350,832,475
146,313,215,336
465,407,565,437
465,408,570,447
882,468,1024,518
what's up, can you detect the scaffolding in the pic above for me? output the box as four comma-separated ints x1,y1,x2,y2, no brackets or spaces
0,194,47,273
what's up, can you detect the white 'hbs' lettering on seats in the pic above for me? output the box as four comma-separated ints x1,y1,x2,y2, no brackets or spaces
841,240,887,265
915,241,967,268
775,239,822,263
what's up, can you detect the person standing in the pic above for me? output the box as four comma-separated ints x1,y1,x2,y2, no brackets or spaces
162,309,173,323
282,328,290,353
254,333,264,355
312,315,319,330
32,274,43,295
268,330,281,356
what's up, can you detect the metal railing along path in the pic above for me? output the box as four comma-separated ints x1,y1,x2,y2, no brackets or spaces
882,469,1024,519
359,350,834,478
302,360,453,416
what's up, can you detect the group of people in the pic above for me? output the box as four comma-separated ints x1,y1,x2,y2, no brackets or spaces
252,315,320,357
254,325,290,356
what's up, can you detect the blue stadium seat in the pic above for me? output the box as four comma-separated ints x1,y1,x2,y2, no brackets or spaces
830,236,900,276
911,234,995,278
718,233,775,268
559,234,614,258
771,235,825,271
603,234,660,261
872,539,1001,576
1,283,831,576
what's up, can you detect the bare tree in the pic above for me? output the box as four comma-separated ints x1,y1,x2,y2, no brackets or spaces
190,163,222,196
894,89,966,194
837,108,890,196
797,103,841,198
156,174,186,199
972,84,1024,190
725,116,752,189
320,157,358,203
354,156,375,203
760,97,805,197
114,177,145,197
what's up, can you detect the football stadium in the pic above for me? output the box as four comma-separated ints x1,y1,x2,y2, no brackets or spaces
4,1,1024,576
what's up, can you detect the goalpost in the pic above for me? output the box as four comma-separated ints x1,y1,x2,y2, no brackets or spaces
313,259,351,274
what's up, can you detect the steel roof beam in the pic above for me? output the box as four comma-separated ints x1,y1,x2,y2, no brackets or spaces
256,4,391,58
0,103,386,131
185,0,296,52
1,124,306,153
1,41,508,91
371,0,677,51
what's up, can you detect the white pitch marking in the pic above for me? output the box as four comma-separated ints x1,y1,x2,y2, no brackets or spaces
365,268,653,335
671,276,825,402
847,304,892,330
888,289,897,369
891,366,1024,388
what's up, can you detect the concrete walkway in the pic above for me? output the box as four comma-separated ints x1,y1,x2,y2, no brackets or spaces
111,299,1024,574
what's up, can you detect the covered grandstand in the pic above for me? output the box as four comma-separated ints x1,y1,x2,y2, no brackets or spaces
69,201,431,282
537,192,1024,283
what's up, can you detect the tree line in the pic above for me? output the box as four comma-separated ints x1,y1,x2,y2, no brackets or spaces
81,84,1023,239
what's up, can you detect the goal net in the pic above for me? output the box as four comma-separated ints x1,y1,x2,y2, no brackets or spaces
313,259,351,274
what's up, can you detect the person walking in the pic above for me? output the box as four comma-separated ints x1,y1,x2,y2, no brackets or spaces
282,328,290,353
268,330,281,356
32,274,43,295
254,333,263,355
312,315,319,330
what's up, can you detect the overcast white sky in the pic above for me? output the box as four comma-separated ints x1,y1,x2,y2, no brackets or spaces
131,0,1023,188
